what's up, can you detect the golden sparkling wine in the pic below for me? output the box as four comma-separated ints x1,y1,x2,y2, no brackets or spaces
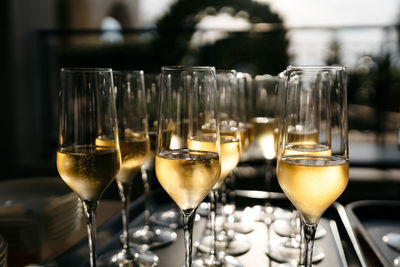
155,149,220,210
277,156,349,224
96,134,150,184
188,135,240,188
116,138,149,183
284,144,332,157
57,145,120,201
252,117,278,160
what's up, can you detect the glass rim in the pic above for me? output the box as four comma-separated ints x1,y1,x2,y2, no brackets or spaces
161,65,216,71
113,70,144,75
216,69,237,74
254,74,279,81
287,65,346,72
60,67,113,73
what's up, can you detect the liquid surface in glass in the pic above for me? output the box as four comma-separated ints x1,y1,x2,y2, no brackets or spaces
96,133,150,184
284,144,331,157
277,156,348,224
57,145,120,201
155,149,220,210
188,135,240,188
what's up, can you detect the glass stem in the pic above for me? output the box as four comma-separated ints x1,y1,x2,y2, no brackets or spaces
265,159,274,190
228,169,237,207
209,189,219,259
141,166,151,227
302,221,317,267
181,209,195,267
82,199,98,267
118,181,133,256
299,219,305,265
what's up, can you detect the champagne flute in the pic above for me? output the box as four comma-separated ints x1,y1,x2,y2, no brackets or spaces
252,74,280,167
97,70,158,266
127,72,178,247
192,69,243,266
256,72,322,264
146,73,182,230
211,72,257,245
155,66,221,267
277,65,349,266
57,68,120,267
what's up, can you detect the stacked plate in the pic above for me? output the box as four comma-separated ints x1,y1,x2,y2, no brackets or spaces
0,234,7,266
42,190,82,241
0,177,82,250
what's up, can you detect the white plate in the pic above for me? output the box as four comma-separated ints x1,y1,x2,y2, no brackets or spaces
0,177,72,215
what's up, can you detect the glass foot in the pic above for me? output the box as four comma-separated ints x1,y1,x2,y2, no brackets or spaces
193,253,243,267
265,237,325,263
125,225,177,249
98,247,159,267
253,206,292,222
196,233,251,256
149,209,201,229
383,232,400,251
149,209,182,229
196,202,211,217
273,219,327,239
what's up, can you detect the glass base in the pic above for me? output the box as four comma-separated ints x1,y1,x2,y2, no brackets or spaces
149,209,201,230
273,219,327,239
149,209,182,229
125,225,177,249
265,237,325,263
97,247,159,267
382,232,400,251
196,202,212,217
196,233,251,256
253,205,292,223
193,253,243,267
227,212,255,235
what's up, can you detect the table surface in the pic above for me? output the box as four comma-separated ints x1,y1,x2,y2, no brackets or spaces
35,196,367,267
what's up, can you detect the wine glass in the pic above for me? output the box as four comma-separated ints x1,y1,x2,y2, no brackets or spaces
276,65,349,266
97,70,159,266
252,73,280,169
255,72,325,264
211,72,256,241
155,66,221,267
146,72,183,230
193,69,243,266
146,72,184,230
57,68,120,267
127,72,178,247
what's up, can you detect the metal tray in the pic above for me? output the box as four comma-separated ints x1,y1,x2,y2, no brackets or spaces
48,190,367,267
346,200,400,267
233,191,367,267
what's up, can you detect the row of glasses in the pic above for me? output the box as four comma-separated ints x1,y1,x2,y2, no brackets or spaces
56,65,349,267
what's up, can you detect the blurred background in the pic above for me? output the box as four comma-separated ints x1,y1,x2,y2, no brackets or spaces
1,0,399,200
